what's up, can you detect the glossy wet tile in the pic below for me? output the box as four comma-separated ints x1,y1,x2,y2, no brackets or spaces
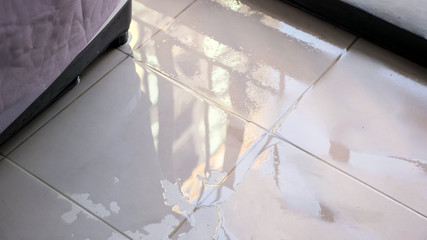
119,0,195,54
8,57,265,238
0,159,127,240
0,49,127,156
172,136,427,239
133,0,355,129
275,39,427,215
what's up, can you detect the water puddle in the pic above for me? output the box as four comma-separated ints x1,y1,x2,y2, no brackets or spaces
161,180,194,214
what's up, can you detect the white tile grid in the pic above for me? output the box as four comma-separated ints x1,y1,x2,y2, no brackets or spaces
2,0,426,239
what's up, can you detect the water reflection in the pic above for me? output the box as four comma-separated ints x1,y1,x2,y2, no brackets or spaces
99,55,261,237
134,0,352,128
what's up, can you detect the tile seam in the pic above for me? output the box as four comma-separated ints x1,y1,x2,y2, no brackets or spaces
270,37,359,133
131,0,199,53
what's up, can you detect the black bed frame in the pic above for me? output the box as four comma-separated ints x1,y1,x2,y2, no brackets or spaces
280,0,427,68
0,0,132,145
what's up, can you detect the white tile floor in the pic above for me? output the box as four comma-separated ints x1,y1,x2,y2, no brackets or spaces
1,0,427,239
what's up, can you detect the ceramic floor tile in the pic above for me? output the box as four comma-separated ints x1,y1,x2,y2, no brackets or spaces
275,39,427,215
172,136,427,239
8,57,265,238
118,0,195,54
133,0,355,129
0,49,127,155
0,159,128,240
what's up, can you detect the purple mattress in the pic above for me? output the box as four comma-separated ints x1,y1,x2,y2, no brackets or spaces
0,0,120,136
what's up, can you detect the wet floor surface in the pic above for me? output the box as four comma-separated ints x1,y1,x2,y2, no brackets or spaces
1,0,426,239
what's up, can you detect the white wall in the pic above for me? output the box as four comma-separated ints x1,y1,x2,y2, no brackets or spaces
341,0,427,38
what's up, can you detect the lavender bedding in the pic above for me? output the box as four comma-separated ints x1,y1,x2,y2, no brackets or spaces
0,0,120,135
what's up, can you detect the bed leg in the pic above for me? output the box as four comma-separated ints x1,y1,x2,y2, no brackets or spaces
53,76,80,102
110,32,129,48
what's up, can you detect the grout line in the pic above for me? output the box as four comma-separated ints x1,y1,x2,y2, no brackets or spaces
5,158,133,239
168,218,188,239
118,47,133,57
346,36,359,52
270,37,359,133
269,55,339,132
5,55,130,157
143,0,199,46
173,0,199,19
271,133,427,219
130,0,199,54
